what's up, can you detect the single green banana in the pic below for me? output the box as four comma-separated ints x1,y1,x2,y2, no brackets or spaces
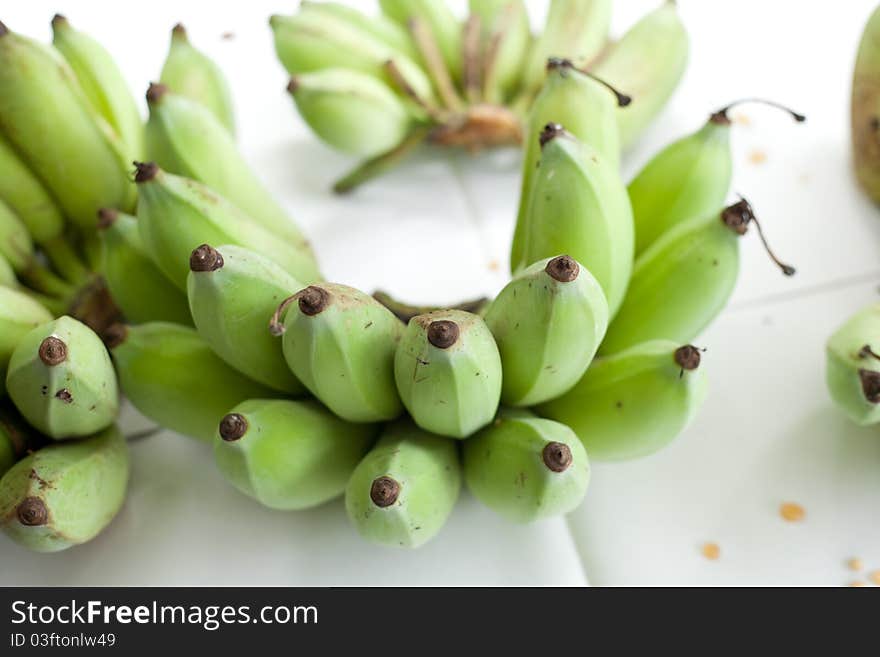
97,208,192,325
51,14,144,160
270,283,404,423
160,24,235,136
0,402,45,479
379,0,463,83
592,1,689,150
463,408,590,522
0,23,135,228
106,322,276,442
538,341,708,461
134,162,320,290
287,69,413,158
512,124,634,317
0,287,53,398
826,303,880,426
0,254,14,289
214,399,376,510
628,99,805,256
0,425,128,553
484,255,608,406
852,4,880,202
599,199,795,355
394,309,502,438
0,198,33,273
144,84,314,255
187,244,304,394
6,316,118,440
345,419,460,548
472,0,531,103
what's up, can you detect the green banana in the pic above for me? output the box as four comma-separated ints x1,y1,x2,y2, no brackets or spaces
826,303,880,426
106,322,276,442
538,341,708,461
853,4,880,202
214,399,376,510
270,283,404,422
0,23,135,228
599,199,794,355
0,198,33,273
0,254,14,289
472,0,531,104
484,255,608,406
512,124,634,317
160,24,235,136
0,287,53,398
0,425,128,553
628,99,805,256
287,69,413,158
463,408,590,522
134,162,320,290
187,244,304,394
97,208,192,325
345,419,460,548
144,84,314,254
592,1,689,150
394,309,502,438
379,0,463,83
0,402,44,479
6,316,118,440
50,14,144,160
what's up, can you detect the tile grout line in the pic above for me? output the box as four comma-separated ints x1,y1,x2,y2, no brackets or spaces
727,268,880,313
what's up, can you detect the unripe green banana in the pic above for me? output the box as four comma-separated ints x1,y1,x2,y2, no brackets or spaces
628,100,805,257
0,402,44,479
160,24,235,136
0,287,53,398
345,419,460,548
270,283,403,422
599,199,795,355
187,244,304,394
287,69,413,158
538,341,708,461
826,303,880,426
6,316,118,441
0,23,135,227
394,309,502,438
50,14,144,161
0,425,128,553
0,254,14,289
134,162,320,290
144,84,314,255
484,255,608,406
214,399,376,510
472,0,531,103
0,198,33,272
853,5,880,202
512,124,634,317
379,0,463,83
463,408,590,522
592,1,689,150
97,208,192,326
106,322,275,442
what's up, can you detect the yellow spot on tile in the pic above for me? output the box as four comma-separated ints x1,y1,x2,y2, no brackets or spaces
779,502,805,522
847,558,863,572
488,260,500,272
748,149,767,165
701,542,720,560
869,570,880,585
732,112,751,126
849,581,866,587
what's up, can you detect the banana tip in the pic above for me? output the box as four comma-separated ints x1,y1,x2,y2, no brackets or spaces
190,244,224,273
50,14,67,28
545,255,579,282
539,123,565,148
370,476,400,508
38,336,68,366
427,320,460,349
219,413,248,442
0,21,8,36
542,442,573,473
674,345,702,372
17,497,49,527
146,82,169,106
103,323,129,349
298,286,329,316
133,161,159,183
286,77,300,94
96,208,119,230
859,369,880,403
171,22,187,38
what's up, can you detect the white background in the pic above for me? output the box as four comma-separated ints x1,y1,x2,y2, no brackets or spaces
2,0,879,586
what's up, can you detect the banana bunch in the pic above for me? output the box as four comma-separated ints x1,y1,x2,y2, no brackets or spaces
270,0,690,192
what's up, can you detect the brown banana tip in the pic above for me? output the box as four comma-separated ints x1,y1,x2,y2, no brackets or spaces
0,20,8,36
674,345,702,371
145,82,168,105
17,497,48,527
171,22,187,37
219,413,248,441
102,323,129,349
133,161,159,183
298,286,329,316
38,336,67,366
427,320,460,349
859,369,880,404
545,255,579,282
96,208,119,230
542,442,573,473
539,123,565,147
189,244,224,272
286,77,300,94
370,476,400,508
51,14,67,28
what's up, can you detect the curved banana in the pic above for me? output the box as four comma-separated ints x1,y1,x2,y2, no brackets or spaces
0,425,128,553
214,399,376,510
160,24,235,136
463,408,590,522
538,341,708,461
134,162,320,290
379,0,463,83
271,283,403,423
0,23,135,227
472,0,531,104
187,244,304,394
6,316,118,440
0,286,53,398
852,4,880,202
484,255,608,406
345,419,460,549
512,124,634,317
826,303,880,426
592,1,688,150
106,322,275,442
51,14,143,160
